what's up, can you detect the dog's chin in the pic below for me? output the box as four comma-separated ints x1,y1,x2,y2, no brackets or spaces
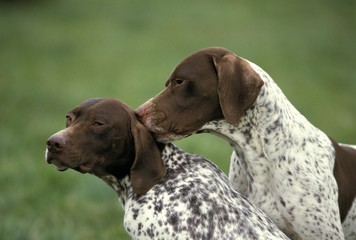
46,158,78,173
48,160,69,172
56,165,69,171
45,151,68,171
47,158,69,172
153,132,192,143
52,162,92,174
46,152,93,174
73,164,93,174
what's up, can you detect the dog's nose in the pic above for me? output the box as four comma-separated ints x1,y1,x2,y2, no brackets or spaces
46,134,66,153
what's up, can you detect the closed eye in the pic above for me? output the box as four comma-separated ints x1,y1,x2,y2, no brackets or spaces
165,78,186,87
93,121,104,127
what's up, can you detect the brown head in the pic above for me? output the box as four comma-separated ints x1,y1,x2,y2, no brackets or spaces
136,47,264,142
45,98,166,195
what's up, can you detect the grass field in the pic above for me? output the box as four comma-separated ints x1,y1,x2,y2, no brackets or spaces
1,0,355,239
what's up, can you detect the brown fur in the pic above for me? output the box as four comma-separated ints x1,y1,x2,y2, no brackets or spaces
330,137,356,222
136,47,356,227
136,47,264,140
46,98,166,195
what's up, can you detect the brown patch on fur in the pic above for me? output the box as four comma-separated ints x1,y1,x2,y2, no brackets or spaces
330,137,356,222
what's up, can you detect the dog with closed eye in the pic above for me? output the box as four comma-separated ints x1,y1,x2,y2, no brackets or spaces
45,98,289,240
136,47,356,239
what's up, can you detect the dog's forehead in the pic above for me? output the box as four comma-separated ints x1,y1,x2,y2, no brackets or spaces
66,99,100,116
183,47,231,63
81,98,105,107
173,47,232,76
173,54,211,79
70,98,105,113
70,98,133,119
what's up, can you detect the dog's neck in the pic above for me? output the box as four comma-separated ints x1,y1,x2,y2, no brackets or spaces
200,61,323,185
100,175,132,208
97,143,173,209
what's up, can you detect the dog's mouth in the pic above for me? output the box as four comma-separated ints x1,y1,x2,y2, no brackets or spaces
48,159,92,174
45,150,92,174
55,165,69,171
150,131,186,143
46,158,70,172
150,130,196,143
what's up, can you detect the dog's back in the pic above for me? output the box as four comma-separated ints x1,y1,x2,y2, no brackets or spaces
123,143,288,239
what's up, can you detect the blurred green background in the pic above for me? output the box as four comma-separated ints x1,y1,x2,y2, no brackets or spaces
1,0,355,239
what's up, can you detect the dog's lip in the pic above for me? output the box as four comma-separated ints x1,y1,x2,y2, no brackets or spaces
56,165,69,171
151,132,185,143
48,159,91,174
150,127,196,143
46,157,69,171
45,150,93,174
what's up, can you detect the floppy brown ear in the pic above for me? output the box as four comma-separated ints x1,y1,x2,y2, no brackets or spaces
130,119,166,195
212,53,264,124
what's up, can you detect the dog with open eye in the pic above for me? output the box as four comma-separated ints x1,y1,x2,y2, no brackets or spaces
136,47,356,239
45,98,289,240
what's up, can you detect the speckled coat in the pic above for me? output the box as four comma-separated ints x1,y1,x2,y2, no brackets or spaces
135,47,356,239
102,143,289,240
201,60,355,239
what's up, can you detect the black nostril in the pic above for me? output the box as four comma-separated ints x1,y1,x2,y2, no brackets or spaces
46,135,66,152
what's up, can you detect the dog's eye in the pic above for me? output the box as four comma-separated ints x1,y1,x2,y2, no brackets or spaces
93,121,104,127
173,79,185,86
66,115,72,127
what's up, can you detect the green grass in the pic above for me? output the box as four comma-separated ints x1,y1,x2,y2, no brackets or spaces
0,0,355,239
